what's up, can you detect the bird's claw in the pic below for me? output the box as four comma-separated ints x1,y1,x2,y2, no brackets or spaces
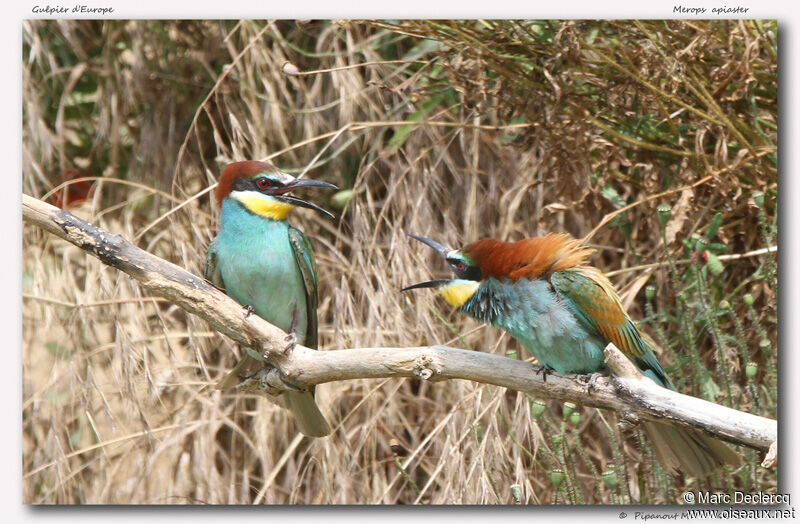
534,365,553,382
578,372,604,394
243,304,255,319
235,365,305,395
283,307,300,355
283,331,297,355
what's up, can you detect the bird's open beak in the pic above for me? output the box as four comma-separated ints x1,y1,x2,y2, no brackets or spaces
401,234,454,292
274,178,339,219
284,179,339,191
407,234,451,259
401,279,451,292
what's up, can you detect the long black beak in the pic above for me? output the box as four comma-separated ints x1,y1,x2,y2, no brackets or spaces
401,279,451,292
277,195,334,219
403,234,454,292
408,233,451,259
275,179,338,219
285,179,339,191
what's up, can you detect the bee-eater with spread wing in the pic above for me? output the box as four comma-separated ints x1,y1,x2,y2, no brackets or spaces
205,161,337,437
403,232,740,477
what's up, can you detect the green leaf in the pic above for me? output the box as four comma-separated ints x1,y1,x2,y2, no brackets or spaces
600,183,626,209
401,38,441,60
70,429,83,447
22,272,34,291
700,376,721,402
330,189,354,210
45,342,72,359
244,348,267,362
387,93,446,154
705,212,723,240
706,242,729,254
45,392,68,404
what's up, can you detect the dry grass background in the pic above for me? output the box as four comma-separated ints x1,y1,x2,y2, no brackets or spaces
22,20,777,504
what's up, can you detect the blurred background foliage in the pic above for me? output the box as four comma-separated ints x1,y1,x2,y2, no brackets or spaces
22,19,776,504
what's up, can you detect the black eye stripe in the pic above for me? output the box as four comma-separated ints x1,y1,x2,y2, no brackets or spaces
245,176,285,191
231,176,286,192
231,177,250,191
446,258,482,282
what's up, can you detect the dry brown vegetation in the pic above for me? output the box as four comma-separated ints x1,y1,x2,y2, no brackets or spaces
22,20,777,504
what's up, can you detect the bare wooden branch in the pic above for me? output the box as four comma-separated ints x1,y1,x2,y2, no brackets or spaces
22,194,777,452
23,194,290,355
603,344,776,451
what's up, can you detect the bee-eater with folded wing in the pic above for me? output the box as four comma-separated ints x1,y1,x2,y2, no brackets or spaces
206,160,337,437
403,233,740,477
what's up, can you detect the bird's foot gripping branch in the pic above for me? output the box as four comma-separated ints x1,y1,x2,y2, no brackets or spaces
234,365,304,396
23,194,776,462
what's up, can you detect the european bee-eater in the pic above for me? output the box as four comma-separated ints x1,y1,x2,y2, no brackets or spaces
403,233,740,477
205,160,337,437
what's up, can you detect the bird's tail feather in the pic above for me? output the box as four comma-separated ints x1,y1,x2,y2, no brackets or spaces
280,391,332,437
217,355,331,437
643,421,740,478
215,354,258,390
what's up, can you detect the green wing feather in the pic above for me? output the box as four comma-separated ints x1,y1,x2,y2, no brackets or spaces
204,237,225,290
285,227,331,435
551,267,672,388
553,267,739,476
288,227,319,349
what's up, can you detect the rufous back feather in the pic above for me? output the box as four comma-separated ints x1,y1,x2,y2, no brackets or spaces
216,161,281,207
463,233,595,281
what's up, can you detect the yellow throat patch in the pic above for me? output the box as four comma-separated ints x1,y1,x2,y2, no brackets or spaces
236,193,294,220
439,280,480,308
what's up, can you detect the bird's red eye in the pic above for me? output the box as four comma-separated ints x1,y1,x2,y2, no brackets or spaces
256,178,270,189
457,262,466,271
